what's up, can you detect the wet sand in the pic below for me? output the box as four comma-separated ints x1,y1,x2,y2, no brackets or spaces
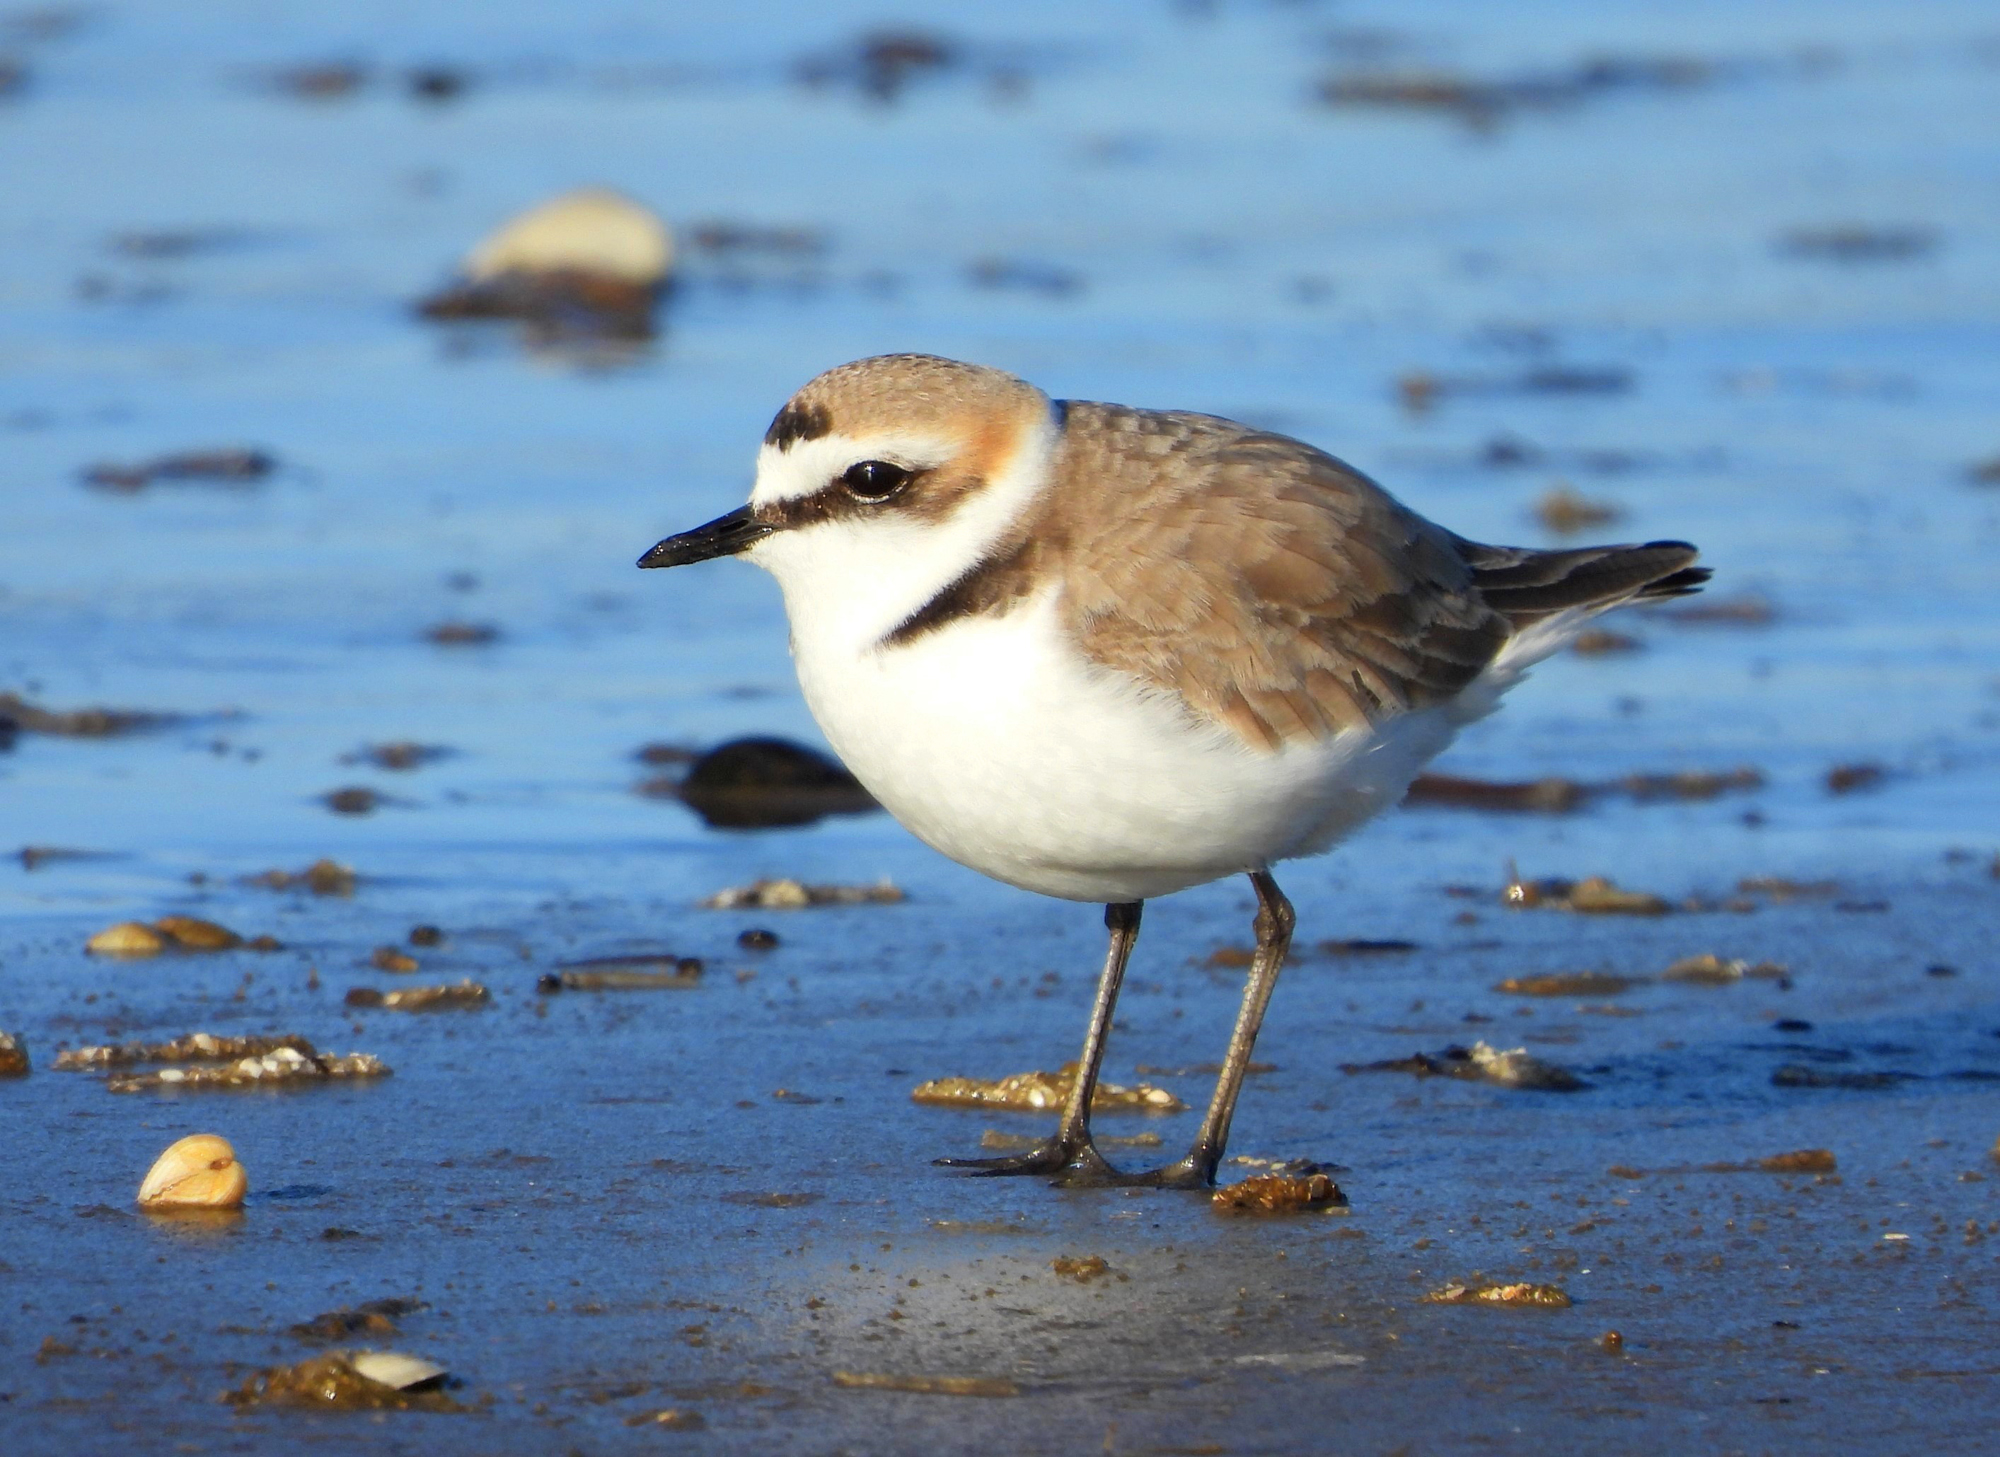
4,0,1999,1450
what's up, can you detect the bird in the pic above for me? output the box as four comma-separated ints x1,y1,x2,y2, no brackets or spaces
639,353,1707,1188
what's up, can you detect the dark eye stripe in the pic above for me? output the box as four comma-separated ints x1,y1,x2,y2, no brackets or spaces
752,462,966,534
755,478,907,531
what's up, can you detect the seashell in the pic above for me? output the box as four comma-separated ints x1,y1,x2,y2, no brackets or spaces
463,188,673,287
757,878,812,909
137,1133,247,1209
87,921,166,956
348,1350,447,1390
155,916,243,950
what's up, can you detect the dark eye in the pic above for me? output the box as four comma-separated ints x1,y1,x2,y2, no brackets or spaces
838,460,915,502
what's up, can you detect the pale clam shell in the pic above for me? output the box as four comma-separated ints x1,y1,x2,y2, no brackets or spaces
87,921,165,957
137,1133,247,1209
463,188,672,287
349,1349,448,1390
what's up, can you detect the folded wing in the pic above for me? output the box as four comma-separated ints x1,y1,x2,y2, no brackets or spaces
1054,405,1703,751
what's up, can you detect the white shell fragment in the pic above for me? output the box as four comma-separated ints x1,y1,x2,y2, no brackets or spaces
137,1133,247,1209
701,877,904,910
1464,1042,1582,1091
463,188,673,287
349,1349,448,1391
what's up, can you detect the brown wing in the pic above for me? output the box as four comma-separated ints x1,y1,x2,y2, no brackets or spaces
1051,405,1510,751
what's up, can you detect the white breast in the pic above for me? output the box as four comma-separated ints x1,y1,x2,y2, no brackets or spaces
789,591,1466,904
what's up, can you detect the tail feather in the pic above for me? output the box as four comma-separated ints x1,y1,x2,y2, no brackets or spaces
1457,538,1707,628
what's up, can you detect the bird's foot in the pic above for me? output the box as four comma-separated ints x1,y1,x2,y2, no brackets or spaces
935,1133,1123,1185
1116,1150,1219,1190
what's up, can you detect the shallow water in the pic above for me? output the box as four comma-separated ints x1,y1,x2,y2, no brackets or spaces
4,1,1999,1451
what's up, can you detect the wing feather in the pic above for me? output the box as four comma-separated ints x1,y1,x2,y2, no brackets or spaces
1049,405,1509,742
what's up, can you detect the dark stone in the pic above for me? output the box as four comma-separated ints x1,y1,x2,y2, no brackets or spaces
406,66,468,102
416,270,661,342
652,736,877,830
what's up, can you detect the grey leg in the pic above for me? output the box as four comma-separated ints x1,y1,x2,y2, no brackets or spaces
936,900,1143,1182
1130,871,1295,1189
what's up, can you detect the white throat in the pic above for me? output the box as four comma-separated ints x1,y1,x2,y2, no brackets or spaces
742,411,1059,657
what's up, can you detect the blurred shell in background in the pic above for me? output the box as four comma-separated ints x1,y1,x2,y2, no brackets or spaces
463,187,673,286
418,188,673,344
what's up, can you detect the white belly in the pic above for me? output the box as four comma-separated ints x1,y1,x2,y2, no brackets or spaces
791,595,1464,903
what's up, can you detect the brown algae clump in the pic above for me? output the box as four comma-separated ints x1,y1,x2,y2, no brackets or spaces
1613,1149,1838,1177
1534,485,1623,534
137,1133,247,1209
1495,972,1641,997
71,1037,391,1092
1504,870,1670,915
55,1032,315,1070
1662,953,1788,985
1717,1149,1838,1175
226,1351,461,1411
702,877,904,909
292,1297,426,1342
1212,1171,1347,1214
155,916,242,950
245,859,357,896
537,956,703,991
1050,1255,1113,1282
1341,1042,1586,1092
831,1371,1020,1398
1563,877,1672,915
81,447,275,493
1406,773,1587,813
323,787,380,815
912,1063,1184,1114
1423,1280,1571,1309
1572,629,1641,655
0,691,175,737
344,980,488,1011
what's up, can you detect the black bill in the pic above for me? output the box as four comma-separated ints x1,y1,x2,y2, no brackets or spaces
637,504,774,569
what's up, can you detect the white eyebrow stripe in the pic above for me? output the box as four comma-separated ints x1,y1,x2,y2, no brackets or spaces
750,432,958,508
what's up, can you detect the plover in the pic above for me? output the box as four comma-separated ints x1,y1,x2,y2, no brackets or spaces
639,354,1706,1187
